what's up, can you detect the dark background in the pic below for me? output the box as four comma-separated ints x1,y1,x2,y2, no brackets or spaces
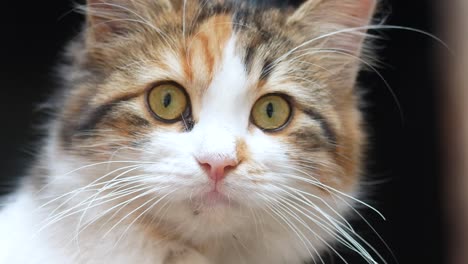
0,0,445,263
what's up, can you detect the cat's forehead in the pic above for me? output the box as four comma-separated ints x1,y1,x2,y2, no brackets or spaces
156,13,284,118
129,12,304,99
156,14,313,113
84,5,330,113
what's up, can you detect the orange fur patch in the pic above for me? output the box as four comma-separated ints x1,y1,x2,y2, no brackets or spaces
236,138,249,163
184,15,234,87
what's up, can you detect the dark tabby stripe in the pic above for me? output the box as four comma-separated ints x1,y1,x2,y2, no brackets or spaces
76,94,140,133
61,93,143,144
303,108,337,146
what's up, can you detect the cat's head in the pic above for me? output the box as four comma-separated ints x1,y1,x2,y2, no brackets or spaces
47,0,375,250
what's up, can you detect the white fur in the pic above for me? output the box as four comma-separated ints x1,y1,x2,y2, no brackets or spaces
193,36,251,161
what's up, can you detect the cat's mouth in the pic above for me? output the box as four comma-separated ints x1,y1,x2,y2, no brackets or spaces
189,186,238,210
185,171,238,208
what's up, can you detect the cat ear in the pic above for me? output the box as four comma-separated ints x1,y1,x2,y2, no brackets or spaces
85,0,133,42
287,0,377,56
85,0,176,43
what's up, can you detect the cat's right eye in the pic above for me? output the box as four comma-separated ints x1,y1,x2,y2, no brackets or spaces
146,82,190,122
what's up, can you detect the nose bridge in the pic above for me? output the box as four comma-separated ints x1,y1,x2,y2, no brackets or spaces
193,34,250,160
199,91,250,134
195,122,238,160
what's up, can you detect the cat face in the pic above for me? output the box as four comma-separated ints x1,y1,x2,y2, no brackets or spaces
50,0,375,247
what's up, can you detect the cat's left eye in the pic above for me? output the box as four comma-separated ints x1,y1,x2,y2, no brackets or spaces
251,94,292,132
146,82,189,122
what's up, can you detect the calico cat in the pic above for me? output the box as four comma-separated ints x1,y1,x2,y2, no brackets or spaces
0,0,381,263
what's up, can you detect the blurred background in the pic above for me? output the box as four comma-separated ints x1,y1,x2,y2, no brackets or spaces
0,0,463,263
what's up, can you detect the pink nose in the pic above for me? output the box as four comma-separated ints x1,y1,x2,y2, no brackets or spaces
197,156,238,183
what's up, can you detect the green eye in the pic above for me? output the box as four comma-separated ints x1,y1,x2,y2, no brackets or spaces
252,94,292,131
147,83,189,122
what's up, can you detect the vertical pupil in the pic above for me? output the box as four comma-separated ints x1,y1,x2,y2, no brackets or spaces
163,93,172,108
266,102,274,118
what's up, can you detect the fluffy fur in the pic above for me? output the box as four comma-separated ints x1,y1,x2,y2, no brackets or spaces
0,0,380,263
